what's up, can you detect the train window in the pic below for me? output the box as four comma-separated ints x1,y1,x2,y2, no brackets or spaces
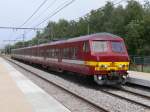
48,49,51,58
35,48,37,56
31,49,32,56
57,49,60,58
70,47,77,59
39,50,41,56
53,49,55,58
31,49,33,56
63,48,66,58
28,49,30,55
45,49,48,57
33,49,36,56
50,49,52,58
63,48,69,58
92,41,108,52
43,49,45,57
51,49,54,57
54,49,58,58
83,42,89,52
111,41,125,53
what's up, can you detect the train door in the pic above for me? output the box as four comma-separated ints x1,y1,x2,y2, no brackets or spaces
83,41,90,60
58,48,61,62
43,47,47,60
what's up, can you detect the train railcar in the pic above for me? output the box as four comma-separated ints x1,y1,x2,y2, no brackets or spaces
11,33,130,85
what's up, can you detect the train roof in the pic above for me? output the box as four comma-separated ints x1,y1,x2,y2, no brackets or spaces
66,32,122,42
13,33,123,50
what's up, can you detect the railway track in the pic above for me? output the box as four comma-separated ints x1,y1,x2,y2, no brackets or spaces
99,86,150,109
121,86,150,100
4,57,109,112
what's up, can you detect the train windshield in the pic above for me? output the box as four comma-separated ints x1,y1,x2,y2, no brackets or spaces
92,41,108,52
111,41,125,53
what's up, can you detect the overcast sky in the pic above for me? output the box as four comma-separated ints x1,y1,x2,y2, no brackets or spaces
0,0,143,48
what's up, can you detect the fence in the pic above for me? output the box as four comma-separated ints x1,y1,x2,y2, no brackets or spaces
130,56,150,72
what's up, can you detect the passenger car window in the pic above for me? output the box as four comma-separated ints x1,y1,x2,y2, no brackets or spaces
63,48,69,58
70,47,77,59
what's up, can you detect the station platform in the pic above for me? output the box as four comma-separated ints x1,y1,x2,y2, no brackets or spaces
127,71,150,87
0,57,71,112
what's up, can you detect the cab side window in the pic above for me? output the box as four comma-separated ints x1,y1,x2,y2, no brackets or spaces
83,41,89,52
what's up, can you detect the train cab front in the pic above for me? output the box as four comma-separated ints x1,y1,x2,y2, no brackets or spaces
86,38,130,85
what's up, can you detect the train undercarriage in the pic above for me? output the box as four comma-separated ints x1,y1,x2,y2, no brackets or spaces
94,72,129,85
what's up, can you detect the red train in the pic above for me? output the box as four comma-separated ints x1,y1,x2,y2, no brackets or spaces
11,33,130,85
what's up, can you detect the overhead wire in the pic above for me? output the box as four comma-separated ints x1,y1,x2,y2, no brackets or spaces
74,0,127,21
114,0,127,5
19,0,48,28
13,0,49,41
34,0,76,28
24,0,58,27
0,26,43,30
14,0,75,41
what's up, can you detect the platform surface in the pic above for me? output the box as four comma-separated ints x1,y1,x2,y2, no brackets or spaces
128,71,150,87
0,57,71,112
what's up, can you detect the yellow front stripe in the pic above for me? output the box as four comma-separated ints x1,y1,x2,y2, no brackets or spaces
85,61,129,71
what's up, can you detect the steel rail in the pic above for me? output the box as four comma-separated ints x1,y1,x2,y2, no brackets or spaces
99,89,150,109
121,87,150,100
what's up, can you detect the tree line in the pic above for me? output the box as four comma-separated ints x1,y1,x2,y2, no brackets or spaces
8,0,150,56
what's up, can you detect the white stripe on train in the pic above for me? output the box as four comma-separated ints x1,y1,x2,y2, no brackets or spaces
14,55,84,65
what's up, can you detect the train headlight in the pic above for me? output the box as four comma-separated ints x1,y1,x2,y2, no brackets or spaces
98,76,102,80
118,64,123,68
118,64,125,68
100,64,108,68
122,75,127,79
